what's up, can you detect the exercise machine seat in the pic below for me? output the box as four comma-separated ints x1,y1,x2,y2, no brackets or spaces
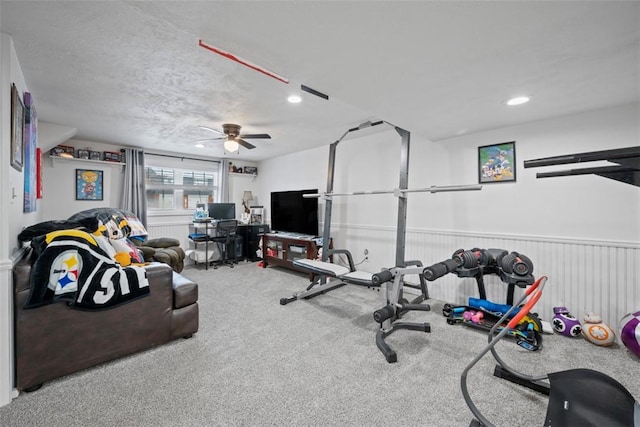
293,258,374,286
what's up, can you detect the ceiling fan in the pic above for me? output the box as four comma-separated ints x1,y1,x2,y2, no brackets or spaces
197,123,271,152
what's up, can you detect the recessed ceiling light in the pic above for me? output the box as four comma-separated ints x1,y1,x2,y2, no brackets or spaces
288,95,302,104
506,96,530,106
195,143,205,148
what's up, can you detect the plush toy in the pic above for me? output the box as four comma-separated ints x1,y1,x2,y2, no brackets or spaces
110,238,144,265
92,233,118,260
97,213,131,240
581,312,615,346
552,306,582,337
620,311,640,358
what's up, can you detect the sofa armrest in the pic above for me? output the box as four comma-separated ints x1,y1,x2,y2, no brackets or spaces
171,272,198,309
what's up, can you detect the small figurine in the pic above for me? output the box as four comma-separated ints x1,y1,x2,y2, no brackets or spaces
552,306,582,337
581,312,615,346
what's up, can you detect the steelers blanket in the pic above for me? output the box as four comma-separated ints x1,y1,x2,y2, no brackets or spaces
25,229,149,310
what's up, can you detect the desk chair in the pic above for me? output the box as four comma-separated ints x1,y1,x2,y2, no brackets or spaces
211,219,238,269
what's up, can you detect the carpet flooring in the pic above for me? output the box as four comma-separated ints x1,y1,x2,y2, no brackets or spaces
1,261,638,426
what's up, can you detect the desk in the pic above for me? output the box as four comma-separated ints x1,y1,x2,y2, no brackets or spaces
189,220,249,268
238,224,270,261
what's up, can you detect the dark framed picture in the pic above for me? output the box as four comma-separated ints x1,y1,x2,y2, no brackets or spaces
103,151,121,162
89,151,102,160
244,166,258,175
76,149,90,159
11,83,24,172
50,144,75,157
478,141,516,183
76,169,104,200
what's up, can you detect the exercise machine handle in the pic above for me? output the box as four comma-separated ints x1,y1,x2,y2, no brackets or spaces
507,276,547,329
423,258,460,281
371,269,394,286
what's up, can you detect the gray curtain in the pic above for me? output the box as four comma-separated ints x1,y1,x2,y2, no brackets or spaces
220,159,230,202
120,148,148,227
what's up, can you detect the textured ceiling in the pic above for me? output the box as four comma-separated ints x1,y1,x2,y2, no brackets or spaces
1,1,638,161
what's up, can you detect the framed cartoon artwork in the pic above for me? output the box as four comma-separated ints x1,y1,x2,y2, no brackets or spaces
11,83,24,172
76,169,104,200
478,141,516,183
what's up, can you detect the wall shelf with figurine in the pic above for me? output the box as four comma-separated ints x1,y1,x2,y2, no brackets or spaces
49,155,125,168
228,163,258,177
49,145,125,167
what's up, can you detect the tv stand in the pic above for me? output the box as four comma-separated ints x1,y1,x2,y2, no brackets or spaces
261,233,330,277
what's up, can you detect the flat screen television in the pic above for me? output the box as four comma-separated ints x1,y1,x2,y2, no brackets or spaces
270,189,319,236
208,202,236,220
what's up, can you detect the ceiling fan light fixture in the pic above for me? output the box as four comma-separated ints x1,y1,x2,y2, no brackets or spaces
224,139,240,152
287,95,302,104
506,96,531,106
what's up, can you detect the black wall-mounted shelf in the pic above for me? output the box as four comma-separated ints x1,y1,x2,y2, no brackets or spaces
524,146,640,187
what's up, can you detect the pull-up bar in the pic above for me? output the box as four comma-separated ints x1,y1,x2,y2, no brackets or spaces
303,184,482,198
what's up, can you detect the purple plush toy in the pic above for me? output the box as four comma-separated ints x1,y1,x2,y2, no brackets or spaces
620,311,640,358
552,306,582,337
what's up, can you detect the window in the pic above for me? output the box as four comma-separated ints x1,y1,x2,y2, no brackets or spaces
144,155,221,211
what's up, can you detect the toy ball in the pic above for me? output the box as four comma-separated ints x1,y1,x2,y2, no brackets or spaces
619,311,640,358
552,306,582,337
581,312,615,346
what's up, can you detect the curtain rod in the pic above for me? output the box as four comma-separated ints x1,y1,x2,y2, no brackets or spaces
144,152,221,163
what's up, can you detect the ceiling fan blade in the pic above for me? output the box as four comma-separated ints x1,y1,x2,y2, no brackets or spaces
195,137,225,143
236,139,256,149
238,133,271,139
198,125,224,135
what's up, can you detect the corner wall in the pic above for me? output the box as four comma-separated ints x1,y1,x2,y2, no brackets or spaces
258,103,640,334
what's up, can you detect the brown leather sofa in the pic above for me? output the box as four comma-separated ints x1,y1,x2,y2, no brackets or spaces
12,251,199,392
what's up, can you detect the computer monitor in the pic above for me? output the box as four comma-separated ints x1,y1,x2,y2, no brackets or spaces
208,202,236,220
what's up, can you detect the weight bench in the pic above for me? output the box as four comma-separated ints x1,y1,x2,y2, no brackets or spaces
280,249,432,363
279,250,374,305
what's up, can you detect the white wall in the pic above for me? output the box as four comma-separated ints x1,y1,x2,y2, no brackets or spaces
258,104,640,334
261,103,639,243
39,139,127,220
1,32,24,407
441,103,639,242
255,145,330,227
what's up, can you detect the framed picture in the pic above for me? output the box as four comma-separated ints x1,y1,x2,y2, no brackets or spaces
478,141,516,183
50,144,75,157
103,151,121,162
11,83,24,171
250,206,264,225
76,169,104,200
76,149,90,159
89,151,102,160
23,92,37,212
244,166,258,175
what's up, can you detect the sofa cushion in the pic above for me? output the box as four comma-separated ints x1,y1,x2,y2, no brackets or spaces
145,237,181,248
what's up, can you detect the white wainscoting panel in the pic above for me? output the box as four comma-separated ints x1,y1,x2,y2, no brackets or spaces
147,221,192,249
333,224,640,338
